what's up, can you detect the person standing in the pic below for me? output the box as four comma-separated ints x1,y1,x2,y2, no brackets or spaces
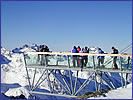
72,46,78,67
97,48,104,68
79,48,84,68
112,47,119,69
37,45,42,63
83,47,89,67
77,46,81,52
41,45,50,66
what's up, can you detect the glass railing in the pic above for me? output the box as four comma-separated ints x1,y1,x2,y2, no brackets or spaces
24,53,132,70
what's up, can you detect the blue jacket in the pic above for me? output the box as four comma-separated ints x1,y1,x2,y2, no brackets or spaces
72,48,78,57
98,50,104,58
72,48,77,53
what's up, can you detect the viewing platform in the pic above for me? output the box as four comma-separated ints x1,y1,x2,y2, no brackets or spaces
23,52,132,98
24,52,132,73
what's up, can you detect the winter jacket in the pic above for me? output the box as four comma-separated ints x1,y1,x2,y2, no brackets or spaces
98,50,104,58
112,49,119,54
72,48,78,57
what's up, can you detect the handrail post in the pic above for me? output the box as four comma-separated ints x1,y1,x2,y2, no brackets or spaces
125,57,130,88
93,56,96,70
120,57,124,88
67,55,70,68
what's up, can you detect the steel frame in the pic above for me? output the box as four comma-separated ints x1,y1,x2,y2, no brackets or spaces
24,52,132,98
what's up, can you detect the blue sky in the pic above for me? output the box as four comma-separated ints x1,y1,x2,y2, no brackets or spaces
1,1,132,53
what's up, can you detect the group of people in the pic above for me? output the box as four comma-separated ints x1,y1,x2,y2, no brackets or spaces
37,45,50,52
72,46,119,69
72,46,89,68
36,45,119,69
37,45,50,65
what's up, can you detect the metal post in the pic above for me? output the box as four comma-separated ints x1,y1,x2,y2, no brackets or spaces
51,71,71,95
23,54,32,91
25,67,32,91
68,55,74,95
33,69,47,90
32,69,53,91
98,72,102,92
75,76,94,96
96,73,113,89
120,57,124,88
67,55,70,68
92,56,96,69
74,72,94,95
94,72,98,91
104,72,115,89
31,68,37,90
58,70,71,93
44,55,48,67
74,71,78,94
125,57,130,88
47,70,53,93
69,70,74,95
56,55,58,65
51,70,57,93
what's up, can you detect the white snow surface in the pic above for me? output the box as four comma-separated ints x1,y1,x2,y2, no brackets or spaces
89,83,132,99
5,87,30,99
1,46,132,99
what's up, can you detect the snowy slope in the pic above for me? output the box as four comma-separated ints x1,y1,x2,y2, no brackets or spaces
89,83,132,99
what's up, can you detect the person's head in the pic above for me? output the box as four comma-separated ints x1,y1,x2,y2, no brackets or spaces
112,47,115,50
40,45,42,48
98,48,101,50
45,45,48,48
85,47,88,50
73,46,76,49
78,46,80,48
42,45,44,48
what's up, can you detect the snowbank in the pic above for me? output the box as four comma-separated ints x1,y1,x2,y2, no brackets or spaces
89,83,132,99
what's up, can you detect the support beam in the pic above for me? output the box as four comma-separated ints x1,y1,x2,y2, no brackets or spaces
58,70,71,93
26,66,132,74
75,76,94,96
94,72,98,91
120,57,124,88
69,70,74,95
25,67,32,91
96,73,113,89
51,71,72,95
24,54,32,91
33,69,47,90
74,72,94,95
31,68,37,90
32,69,53,91
47,70,53,93
74,71,78,94
30,91,77,98
98,72,102,92
104,72,115,89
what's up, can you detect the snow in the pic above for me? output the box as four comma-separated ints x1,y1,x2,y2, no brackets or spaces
89,83,132,99
5,87,30,99
1,45,132,99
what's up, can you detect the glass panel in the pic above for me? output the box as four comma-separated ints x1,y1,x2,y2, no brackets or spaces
24,54,132,70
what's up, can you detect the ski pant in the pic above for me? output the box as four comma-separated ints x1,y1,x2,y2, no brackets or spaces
113,57,118,68
73,56,78,67
98,57,104,67
41,55,48,66
83,56,88,67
